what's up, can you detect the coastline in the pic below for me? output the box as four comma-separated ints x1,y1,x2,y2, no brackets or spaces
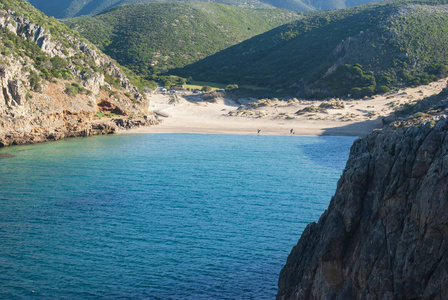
123,116,380,137
122,78,447,137
2,79,445,148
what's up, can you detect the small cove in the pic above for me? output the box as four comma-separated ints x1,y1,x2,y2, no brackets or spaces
0,133,356,299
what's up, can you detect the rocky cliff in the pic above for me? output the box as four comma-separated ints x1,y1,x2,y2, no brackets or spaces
277,90,448,299
0,0,158,147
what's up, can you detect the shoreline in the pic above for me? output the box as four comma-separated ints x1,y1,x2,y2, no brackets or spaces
122,78,447,138
122,119,379,137
120,98,382,138
2,79,445,148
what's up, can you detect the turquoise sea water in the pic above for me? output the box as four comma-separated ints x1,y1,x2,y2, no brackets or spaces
0,133,356,299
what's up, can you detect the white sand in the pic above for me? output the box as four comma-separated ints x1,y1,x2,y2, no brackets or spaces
125,79,447,137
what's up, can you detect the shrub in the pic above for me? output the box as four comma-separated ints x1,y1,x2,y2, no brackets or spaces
28,71,42,92
104,73,121,88
225,84,239,91
376,85,390,94
349,87,362,98
201,86,213,92
64,82,91,96
64,85,77,96
361,86,375,97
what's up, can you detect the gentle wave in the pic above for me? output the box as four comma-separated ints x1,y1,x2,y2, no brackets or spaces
0,134,355,299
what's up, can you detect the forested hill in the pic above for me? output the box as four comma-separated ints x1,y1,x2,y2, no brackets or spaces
27,0,275,18
63,2,299,78
172,0,448,98
27,0,384,18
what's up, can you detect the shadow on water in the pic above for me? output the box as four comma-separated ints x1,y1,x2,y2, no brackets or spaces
298,136,358,170
0,153,15,159
300,119,382,170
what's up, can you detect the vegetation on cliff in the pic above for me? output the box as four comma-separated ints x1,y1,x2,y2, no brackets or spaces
63,2,299,82
173,0,448,98
1,0,155,91
0,0,157,147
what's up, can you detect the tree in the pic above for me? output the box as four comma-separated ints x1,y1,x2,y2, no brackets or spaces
225,84,238,91
201,86,212,92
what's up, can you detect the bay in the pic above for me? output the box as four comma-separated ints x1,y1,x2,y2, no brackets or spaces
0,133,356,299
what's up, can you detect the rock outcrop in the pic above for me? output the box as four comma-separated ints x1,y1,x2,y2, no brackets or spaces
277,105,448,298
0,111,157,147
0,3,158,147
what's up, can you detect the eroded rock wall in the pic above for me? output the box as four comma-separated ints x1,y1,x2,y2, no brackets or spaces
277,116,448,299
0,111,157,147
0,8,157,147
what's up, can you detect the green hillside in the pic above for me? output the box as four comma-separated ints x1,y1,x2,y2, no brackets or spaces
172,0,448,98
0,0,153,93
0,0,89,87
28,0,297,18
26,0,384,19
64,2,300,79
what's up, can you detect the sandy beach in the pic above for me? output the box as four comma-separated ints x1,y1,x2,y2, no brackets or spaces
125,79,447,137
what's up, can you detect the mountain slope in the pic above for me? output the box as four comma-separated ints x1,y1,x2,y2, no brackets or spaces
27,0,301,18
0,0,157,147
173,0,448,97
63,2,299,78
26,0,384,18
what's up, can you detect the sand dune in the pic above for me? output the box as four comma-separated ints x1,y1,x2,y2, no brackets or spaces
125,79,447,137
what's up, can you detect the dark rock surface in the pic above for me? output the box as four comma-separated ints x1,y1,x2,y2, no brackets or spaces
277,115,448,299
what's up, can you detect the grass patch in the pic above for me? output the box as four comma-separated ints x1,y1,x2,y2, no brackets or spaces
184,81,269,92
187,81,227,90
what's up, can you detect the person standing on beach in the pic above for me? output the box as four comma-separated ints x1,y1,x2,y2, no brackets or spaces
258,129,261,135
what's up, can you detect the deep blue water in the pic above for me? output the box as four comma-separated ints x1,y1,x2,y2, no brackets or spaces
0,134,356,299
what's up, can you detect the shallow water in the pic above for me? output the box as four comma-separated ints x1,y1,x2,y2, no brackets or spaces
0,133,356,299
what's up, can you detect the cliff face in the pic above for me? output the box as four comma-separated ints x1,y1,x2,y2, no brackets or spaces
278,109,448,298
0,4,158,147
